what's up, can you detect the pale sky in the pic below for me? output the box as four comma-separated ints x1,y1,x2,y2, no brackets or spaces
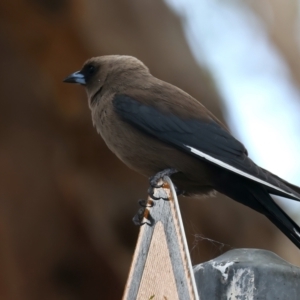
165,0,300,215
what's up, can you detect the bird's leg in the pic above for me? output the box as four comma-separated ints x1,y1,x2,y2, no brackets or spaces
149,168,178,188
148,168,179,200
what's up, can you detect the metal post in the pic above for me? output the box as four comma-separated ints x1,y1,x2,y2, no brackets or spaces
193,248,300,300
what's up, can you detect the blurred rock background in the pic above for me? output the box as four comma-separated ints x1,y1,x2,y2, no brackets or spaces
0,0,299,299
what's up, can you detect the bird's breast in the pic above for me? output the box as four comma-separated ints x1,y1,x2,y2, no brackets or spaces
95,103,170,176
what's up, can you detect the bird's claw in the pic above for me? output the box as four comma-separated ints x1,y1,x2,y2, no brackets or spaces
132,207,154,226
148,186,169,201
138,199,155,207
133,169,179,226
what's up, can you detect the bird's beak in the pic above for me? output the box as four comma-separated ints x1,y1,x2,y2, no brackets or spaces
63,71,86,85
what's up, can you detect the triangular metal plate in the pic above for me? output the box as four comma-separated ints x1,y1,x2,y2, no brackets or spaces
123,176,199,300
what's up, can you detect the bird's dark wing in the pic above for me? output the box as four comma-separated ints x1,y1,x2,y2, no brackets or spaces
113,94,300,200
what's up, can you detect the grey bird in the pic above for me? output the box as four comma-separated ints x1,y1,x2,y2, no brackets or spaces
64,55,300,248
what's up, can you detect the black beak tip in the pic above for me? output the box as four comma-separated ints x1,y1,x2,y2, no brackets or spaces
63,75,75,83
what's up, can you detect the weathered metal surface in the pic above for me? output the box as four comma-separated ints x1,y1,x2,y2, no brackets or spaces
193,248,300,300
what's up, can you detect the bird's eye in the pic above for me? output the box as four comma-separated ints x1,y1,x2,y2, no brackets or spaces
88,65,95,74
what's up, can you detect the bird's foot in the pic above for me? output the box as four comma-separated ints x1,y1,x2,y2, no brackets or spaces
149,168,184,199
149,168,178,189
138,199,154,208
132,208,149,226
148,186,169,200
132,200,155,226
133,169,181,225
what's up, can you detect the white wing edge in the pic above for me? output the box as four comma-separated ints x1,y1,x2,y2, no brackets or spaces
185,145,299,200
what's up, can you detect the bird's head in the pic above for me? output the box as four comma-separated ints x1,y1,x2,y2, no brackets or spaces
63,55,149,106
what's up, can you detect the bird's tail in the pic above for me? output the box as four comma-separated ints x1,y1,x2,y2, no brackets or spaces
260,167,300,200
251,187,300,249
215,177,300,249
